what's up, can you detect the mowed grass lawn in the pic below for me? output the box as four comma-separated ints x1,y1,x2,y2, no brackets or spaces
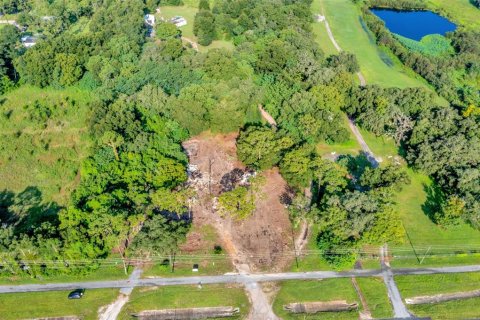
356,277,393,319
119,284,249,319
0,85,93,205
310,0,338,56
396,273,480,319
428,0,480,30
318,0,432,89
272,279,359,320
159,6,233,52
0,289,118,320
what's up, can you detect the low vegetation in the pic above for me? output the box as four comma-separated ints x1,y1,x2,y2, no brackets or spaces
272,279,359,320
119,284,250,319
396,273,480,319
356,277,393,319
0,289,118,320
394,34,454,57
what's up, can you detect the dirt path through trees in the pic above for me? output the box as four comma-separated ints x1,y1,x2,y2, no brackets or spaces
320,10,380,166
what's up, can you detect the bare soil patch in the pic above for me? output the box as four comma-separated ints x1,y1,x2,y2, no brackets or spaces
183,132,293,272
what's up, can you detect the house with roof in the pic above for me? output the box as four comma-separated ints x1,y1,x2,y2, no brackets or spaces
21,36,37,48
170,16,187,27
144,14,155,26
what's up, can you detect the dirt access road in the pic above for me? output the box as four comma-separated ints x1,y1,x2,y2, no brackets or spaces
320,9,382,166
98,268,143,320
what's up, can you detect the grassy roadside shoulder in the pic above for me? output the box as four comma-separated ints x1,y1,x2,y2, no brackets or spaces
0,289,118,320
119,284,249,319
141,224,235,278
396,273,480,319
272,279,359,320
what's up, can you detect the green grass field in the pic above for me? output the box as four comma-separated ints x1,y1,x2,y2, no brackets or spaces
272,279,359,320
360,130,480,266
427,0,480,30
119,284,249,319
396,273,480,319
356,277,393,319
0,85,93,205
310,0,338,56
0,289,118,320
318,0,434,89
159,5,233,52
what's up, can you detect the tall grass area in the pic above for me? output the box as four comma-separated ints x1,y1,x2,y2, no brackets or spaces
119,284,250,319
427,0,480,30
396,273,480,319
318,0,432,89
0,85,93,205
395,34,454,57
0,289,118,320
272,279,359,320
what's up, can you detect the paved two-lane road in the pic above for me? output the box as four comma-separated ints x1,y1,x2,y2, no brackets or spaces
1,265,480,294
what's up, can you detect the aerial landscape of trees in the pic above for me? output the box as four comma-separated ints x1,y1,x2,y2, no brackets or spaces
0,0,479,277
360,0,480,228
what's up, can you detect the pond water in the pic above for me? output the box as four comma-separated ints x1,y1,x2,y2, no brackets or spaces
371,9,457,41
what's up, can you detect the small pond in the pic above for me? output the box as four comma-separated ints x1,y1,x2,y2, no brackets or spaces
371,9,457,41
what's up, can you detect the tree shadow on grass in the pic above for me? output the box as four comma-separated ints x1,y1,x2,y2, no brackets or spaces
421,183,445,223
469,0,480,9
0,186,61,236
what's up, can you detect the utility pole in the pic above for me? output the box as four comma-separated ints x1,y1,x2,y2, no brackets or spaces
208,158,213,195
402,222,420,263
291,225,299,269
171,252,176,273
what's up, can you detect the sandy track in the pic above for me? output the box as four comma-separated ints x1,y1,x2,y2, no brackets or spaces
98,268,143,320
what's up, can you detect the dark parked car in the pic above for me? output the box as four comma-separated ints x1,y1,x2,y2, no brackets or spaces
68,289,85,299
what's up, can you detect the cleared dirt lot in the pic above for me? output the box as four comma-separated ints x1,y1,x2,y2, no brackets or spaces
183,132,294,272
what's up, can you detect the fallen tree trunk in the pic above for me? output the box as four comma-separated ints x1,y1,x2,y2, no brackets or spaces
32,317,79,320
133,306,239,319
283,301,358,313
405,289,480,305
